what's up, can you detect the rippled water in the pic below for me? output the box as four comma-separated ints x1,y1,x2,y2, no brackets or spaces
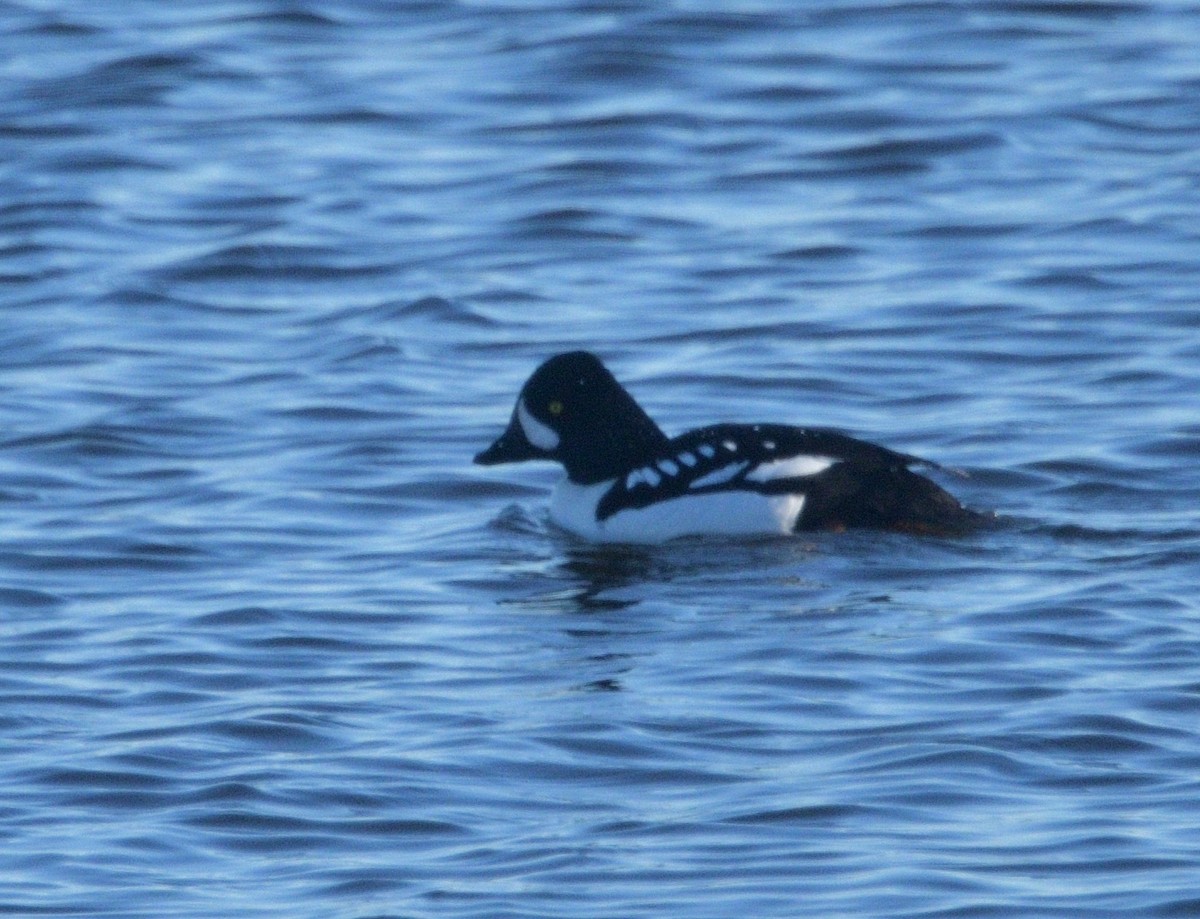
3,1,1200,916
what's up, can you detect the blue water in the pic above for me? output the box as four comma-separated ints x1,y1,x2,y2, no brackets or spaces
3,1,1200,916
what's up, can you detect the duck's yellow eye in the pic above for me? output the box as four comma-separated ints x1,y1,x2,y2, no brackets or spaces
547,400,563,416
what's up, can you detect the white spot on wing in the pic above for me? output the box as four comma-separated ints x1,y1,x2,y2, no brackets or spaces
517,398,559,451
625,466,660,489
689,462,748,490
722,440,738,452
698,444,716,459
657,459,679,476
678,451,697,467
746,454,837,482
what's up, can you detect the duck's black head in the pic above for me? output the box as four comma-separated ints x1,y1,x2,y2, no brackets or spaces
474,351,669,484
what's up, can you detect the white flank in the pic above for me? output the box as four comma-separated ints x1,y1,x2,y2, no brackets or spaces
517,398,559,451
746,454,837,482
689,461,749,489
551,478,805,543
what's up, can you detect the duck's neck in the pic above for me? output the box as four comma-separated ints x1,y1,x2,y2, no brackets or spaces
561,391,670,485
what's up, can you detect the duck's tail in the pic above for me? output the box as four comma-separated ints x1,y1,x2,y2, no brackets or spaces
800,463,986,536
866,466,986,535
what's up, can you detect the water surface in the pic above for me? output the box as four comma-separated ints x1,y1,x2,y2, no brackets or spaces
2,2,1200,917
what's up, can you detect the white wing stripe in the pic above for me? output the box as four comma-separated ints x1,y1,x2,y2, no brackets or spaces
689,462,749,490
746,455,837,482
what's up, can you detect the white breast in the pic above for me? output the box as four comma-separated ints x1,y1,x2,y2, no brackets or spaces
550,478,805,544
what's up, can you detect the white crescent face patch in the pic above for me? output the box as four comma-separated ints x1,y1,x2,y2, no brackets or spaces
517,398,560,451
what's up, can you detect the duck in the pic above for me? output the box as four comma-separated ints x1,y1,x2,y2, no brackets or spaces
475,351,980,543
